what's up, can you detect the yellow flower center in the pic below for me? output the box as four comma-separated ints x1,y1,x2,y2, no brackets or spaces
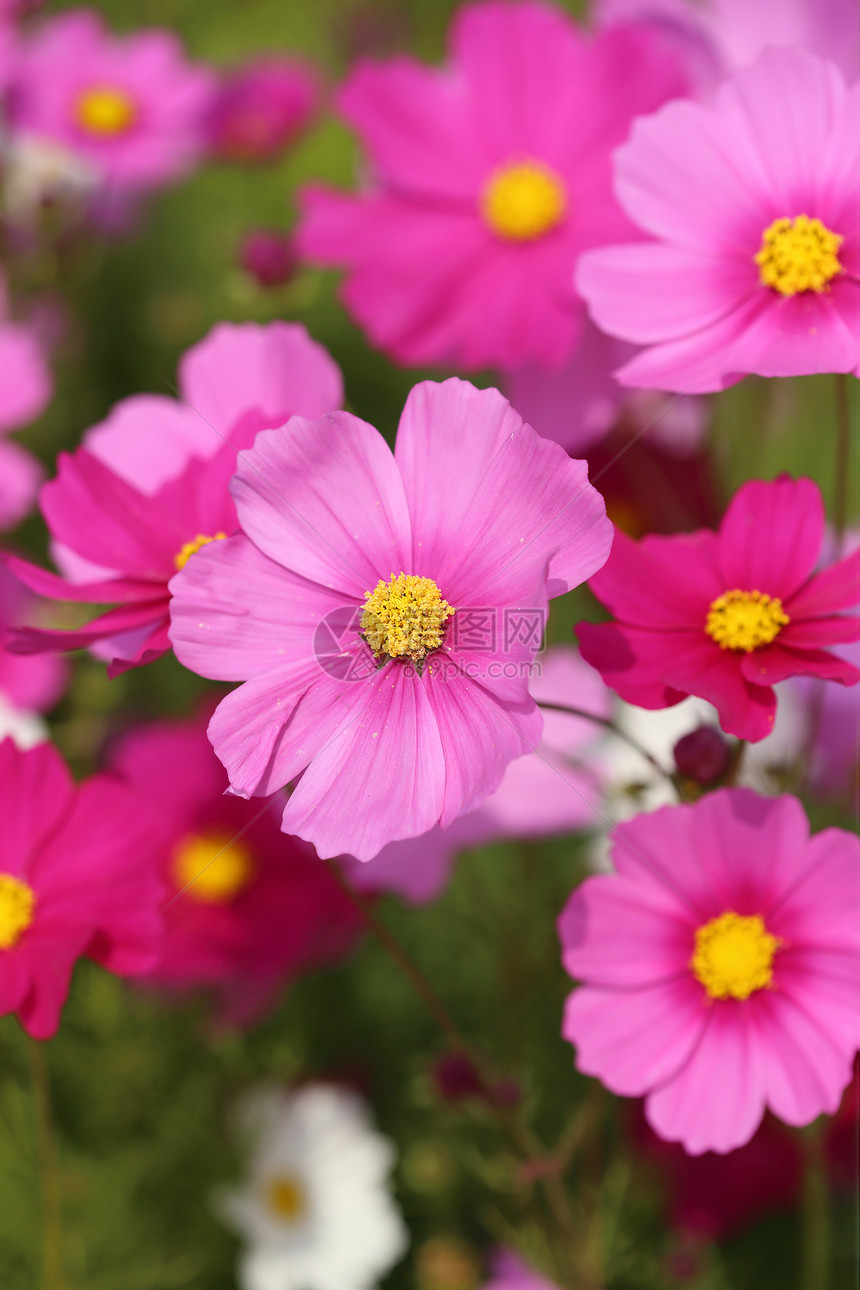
361,573,455,665
74,86,138,137
755,215,843,296
692,911,781,1000
174,532,228,572
481,160,567,242
171,831,255,903
705,589,789,652
0,874,36,949
265,1174,306,1223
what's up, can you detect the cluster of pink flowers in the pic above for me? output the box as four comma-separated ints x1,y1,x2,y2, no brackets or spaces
0,0,858,1280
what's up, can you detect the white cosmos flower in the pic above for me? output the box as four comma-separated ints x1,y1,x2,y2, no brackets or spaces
216,1083,408,1290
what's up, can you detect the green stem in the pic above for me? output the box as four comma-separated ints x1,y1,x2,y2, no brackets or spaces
799,1123,830,1290
536,701,671,780
29,1040,64,1290
321,858,581,1286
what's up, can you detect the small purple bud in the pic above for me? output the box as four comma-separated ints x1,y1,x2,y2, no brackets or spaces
239,229,297,289
673,725,731,785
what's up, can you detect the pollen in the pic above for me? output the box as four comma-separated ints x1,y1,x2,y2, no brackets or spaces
171,831,255,903
692,911,781,1001
0,874,36,949
755,215,843,296
361,573,455,664
481,160,567,242
74,86,138,137
174,532,228,571
705,589,789,652
265,1175,306,1223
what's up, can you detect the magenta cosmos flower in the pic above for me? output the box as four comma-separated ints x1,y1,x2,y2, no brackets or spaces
577,47,860,391
208,57,319,162
559,788,860,1153
8,322,342,673
109,713,362,1027
577,476,860,742
297,0,686,371
169,378,612,861
9,8,215,191
0,738,164,1039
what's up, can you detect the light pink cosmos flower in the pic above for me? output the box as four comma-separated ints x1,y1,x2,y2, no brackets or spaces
559,788,860,1154
108,714,363,1027
297,0,686,371
577,476,860,742
0,273,53,530
208,56,319,162
9,8,215,192
8,322,342,673
0,738,164,1039
577,48,860,391
595,0,860,96
169,379,612,861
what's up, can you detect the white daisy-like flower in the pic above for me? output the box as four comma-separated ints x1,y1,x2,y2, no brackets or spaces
216,1083,408,1290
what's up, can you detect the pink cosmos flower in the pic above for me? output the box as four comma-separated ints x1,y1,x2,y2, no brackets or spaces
559,788,860,1153
208,57,319,162
0,273,53,530
108,713,362,1027
0,738,164,1039
9,8,215,192
596,0,860,95
297,0,686,371
577,476,860,742
7,322,342,674
577,48,860,391
169,378,612,861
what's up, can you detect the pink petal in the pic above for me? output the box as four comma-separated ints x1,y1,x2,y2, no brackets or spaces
394,379,612,604
575,620,689,709
779,616,860,648
230,413,412,600
717,477,824,600
562,976,707,1097
0,440,43,530
769,827,860,953
588,527,721,627
740,642,859,687
11,601,169,659
0,739,75,879
645,1001,767,1154
84,394,212,494
0,320,52,432
751,986,854,1128
788,549,860,617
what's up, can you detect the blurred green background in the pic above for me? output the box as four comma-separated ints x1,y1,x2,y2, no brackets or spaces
1,2,858,1289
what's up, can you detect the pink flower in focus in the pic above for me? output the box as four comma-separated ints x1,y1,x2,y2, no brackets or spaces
298,0,687,371
577,477,860,742
108,713,362,1027
595,0,860,96
7,322,342,673
577,48,860,391
559,788,860,1153
0,738,164,1039
9,8,216,191
208,57,319,162
0,273,53,530
169,379,612,860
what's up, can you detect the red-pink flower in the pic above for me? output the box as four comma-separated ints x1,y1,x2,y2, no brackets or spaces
298,0,686,371
169,378,611,860
559,789,860,1153
108,713,362,1027
577,47,860,391
208,56,319,162
9,8,215,192
7,322,342,674
0,738,164,1039
577,476,860,742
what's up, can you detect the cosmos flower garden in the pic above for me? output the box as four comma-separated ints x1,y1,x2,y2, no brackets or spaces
0,2,857,1288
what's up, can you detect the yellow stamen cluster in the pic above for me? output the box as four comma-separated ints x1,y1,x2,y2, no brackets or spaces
692,911,780,1001
74,86,138,137
361,573,455,664
0,874,36,949
171,831,255,903
175,532,228,571
481,160,567,242
265,1175,306,1223
755,215,843,296
705,589,789,652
